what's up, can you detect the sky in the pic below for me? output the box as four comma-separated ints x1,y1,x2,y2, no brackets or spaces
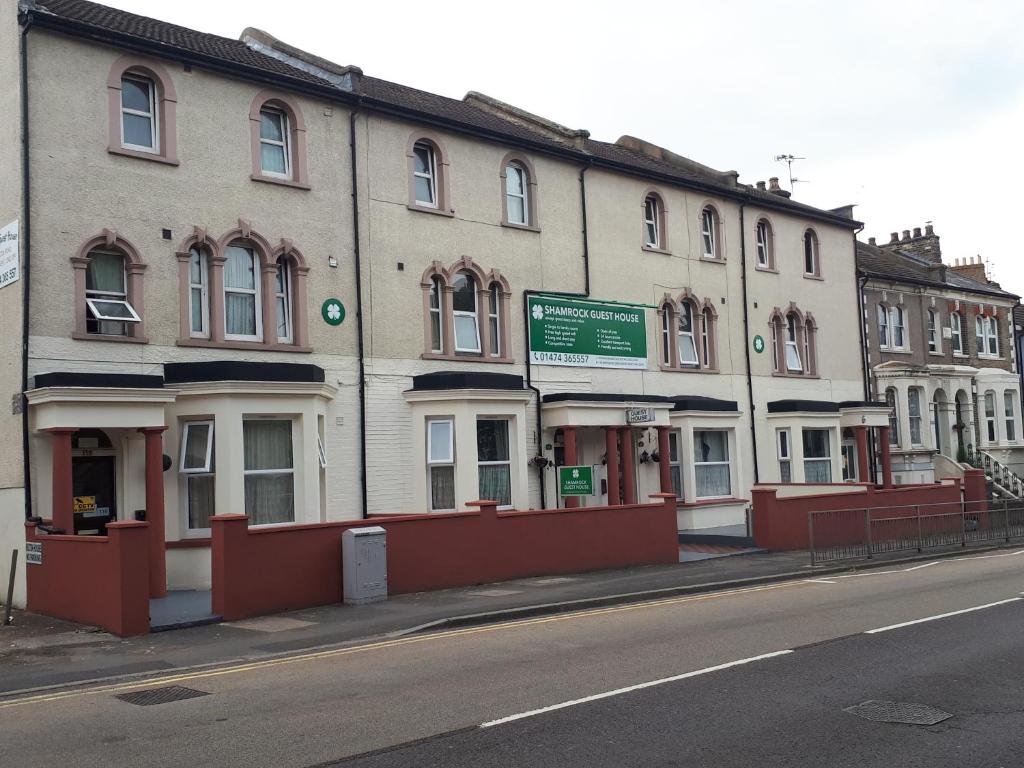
99,0,1024,293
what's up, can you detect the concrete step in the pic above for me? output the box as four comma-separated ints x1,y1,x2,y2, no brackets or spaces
678,524,756,548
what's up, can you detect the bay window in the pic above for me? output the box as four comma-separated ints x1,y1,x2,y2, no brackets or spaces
243,419,295,525
180,420,215,532
477,419,512,508
668,431,682,499
908,388,923,446
1005,391,1016,442
427,418,456,512
777,429,792,483
885,388,899,445
802,428,832,482
694,430,730,499
985,391,997,443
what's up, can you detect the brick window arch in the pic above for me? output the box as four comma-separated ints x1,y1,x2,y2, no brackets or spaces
71,229,147,342
249,91,310,189
769,304,817,377
106,55,178,165
658,291,718,371
420,257,511,362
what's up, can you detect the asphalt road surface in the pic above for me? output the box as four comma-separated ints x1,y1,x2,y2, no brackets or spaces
3,549,1024,767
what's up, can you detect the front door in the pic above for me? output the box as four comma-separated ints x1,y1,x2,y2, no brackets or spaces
71,455,117,535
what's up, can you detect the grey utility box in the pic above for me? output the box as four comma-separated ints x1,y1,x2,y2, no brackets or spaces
342,526,388,605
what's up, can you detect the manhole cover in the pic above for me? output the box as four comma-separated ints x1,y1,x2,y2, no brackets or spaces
115,685,210,707
845,700,952,725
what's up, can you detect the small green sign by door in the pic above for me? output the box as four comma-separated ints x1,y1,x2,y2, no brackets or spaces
558,465,594,497
752,334,765,354
322,298,345,326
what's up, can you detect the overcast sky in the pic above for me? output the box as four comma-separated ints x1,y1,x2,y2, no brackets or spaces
100,0,1024,294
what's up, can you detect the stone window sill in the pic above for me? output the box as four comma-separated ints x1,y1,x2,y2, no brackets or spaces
177,338,312,353
408,203,454,218
72,332,148,344
642,245,672,256
501,221,541,233
803,273,824,281
772,371,819,379
420,352,514,364
251,174,311,191
658,364,719,374
754,265,778,274
700,256,726,264
108,146,179,166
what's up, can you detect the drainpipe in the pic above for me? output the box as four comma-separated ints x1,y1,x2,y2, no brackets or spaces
738,199,759,483
349,100,368,518
19,13,33,519
523,160,592,507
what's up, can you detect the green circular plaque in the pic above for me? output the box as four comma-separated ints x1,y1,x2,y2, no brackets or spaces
322,298,345,326
752,334,765,354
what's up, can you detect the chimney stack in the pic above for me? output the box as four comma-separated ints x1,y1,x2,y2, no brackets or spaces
901,230,911,241
889,232,899,244
767,177,791,198
868,236,876,246
949,253,990,285
756,180,766,191
913,227,922,238
878,222,942,263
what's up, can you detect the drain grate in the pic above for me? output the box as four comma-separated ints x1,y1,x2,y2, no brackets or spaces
845,700,952,726
116,685,210,707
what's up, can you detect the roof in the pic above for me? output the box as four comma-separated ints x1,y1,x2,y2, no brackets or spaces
856,240,1019,301
26,0,859,228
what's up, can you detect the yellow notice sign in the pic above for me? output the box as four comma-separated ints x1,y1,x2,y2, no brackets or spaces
73,496,97,514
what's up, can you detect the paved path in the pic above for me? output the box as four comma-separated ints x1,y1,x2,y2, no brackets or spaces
2,548,1023,767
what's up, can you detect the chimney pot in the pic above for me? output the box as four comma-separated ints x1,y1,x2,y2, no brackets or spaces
913,227,922,238
868,236,876,246
756,180,766,190
902,230,911,241
889,232,899,244
925,224,934,236
768,177,781,190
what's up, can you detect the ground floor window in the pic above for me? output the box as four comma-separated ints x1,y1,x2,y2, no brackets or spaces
985,391,997,443
694,430,730,498
777,429,792,483
668,431,682,499
427,418,456,511
180,420,215,531
477,418,511,508
1005,391,1016,442
243,419,295,525
802,428,832,482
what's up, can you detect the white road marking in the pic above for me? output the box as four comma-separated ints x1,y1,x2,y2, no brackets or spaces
864,598,1022,634
951,549,1024,562
479,650,793,728
838,570,902,578
903,561,940,571
803,579,838,584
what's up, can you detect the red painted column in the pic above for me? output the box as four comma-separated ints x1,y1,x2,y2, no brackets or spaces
657,426,672,494
47,428,76,533
620,427,637,505
878,426,893,489
605,426,621,506
562,426,579,508
854,426,870,484
140,427,168,598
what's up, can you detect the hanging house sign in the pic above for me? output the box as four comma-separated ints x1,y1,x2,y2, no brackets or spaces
625,407,656,424
528,296,647,369
0,220,19,289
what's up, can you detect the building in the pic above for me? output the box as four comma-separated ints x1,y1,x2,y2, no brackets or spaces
0,0,881,608
858,227,1021,485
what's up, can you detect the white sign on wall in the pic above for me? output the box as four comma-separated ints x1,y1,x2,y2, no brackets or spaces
0,220,19,289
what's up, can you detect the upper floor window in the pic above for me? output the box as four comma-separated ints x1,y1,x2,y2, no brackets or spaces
770,307,817,376
877,305,889,347
803,229,820,277
755,219,774,269
224,245,261,341
188,247,209,339
927,309,940,353
408,134,452,215
659,293,718,371
71,231,147,342
414,142,438,207
891,306,906,349
107,56,178,164
976,314,999,357
275,256,294,343
421,257,510,361
700,206,722,260
249,91,309,188
784,314,802,371
505,163,528,225
878,304,906,350
499,153,538,228
642,191,668,251
950,311,964,354
885,388,899,444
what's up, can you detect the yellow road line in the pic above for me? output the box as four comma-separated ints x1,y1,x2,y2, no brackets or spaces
0,579,805,710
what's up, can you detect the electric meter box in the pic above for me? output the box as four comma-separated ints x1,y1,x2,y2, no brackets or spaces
342,526,388,605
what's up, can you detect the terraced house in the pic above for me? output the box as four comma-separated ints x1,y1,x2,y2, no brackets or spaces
0,0,883,609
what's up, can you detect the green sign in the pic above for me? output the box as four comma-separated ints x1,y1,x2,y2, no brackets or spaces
528,296,647,369
753,334,765,354
322,298,345,326
558,465,594,497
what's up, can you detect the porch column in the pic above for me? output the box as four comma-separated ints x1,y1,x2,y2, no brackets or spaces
855,426,870,485
562,426,580,508
141,427,168,599
620,427,637,504
605,426,621,505
657,426,672,494
878,426,894,489
47,427,76,533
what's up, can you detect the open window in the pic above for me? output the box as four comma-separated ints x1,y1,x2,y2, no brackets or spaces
72,232,147,341
421,258,510,361
317,434,328,469
180,421,214,474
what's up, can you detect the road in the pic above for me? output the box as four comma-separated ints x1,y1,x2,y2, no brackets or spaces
2,550,1023,767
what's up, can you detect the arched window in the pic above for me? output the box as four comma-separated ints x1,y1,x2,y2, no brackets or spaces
224,244,262,341
421,259,509,360
803,229,820,276
950,311,963,354
642,191,668,251
414,141,439,207
106,56,178,164
908,388,923,446
452,272,480,353
487,282,502,357
275,255,294,343
660,293,718,371
71,231,146,342
661,307,672,366
755,219,774,269
677,301,699,367
428,276,444,353
885,388,899,445
408,134,452,215
249,91,309,188
700,206,722,260
505,163,528,225
784,314,802,372
188,247,209,339
770,306,817,377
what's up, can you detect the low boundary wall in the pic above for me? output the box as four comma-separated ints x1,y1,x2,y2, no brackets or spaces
212,495,679,621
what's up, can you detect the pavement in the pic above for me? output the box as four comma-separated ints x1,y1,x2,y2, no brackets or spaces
1,540,1019,697
2,545,1023,767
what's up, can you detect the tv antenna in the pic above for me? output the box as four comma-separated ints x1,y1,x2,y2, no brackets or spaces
774,154,807,191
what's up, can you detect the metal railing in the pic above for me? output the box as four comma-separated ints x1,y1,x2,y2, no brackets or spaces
808,499,1024,565
973,449,1024,499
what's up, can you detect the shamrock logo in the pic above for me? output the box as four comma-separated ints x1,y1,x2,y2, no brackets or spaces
532,304,544,321
571,468,579,479
322,298,345,326
327,303,342,321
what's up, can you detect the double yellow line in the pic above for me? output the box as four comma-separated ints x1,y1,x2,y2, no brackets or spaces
0,580,802,710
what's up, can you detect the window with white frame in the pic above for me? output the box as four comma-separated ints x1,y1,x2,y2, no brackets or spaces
950,312,963,354
224,245,261,340
803,229,820,276
877,305,889,347
120,74,157,152
180,421,215,531
988,317,999,356
477,419,512,508
975,316,985,357
771,320,779,371
700,309,711,366
644,195,661,248
908,388,923,446
977,315,999,357
505,162,528,225
891,306,906,349
777,428,792,483
927,309,939,353
427,418,455,511
243,419,295,525
413,141,438,207
701,207,719,259
784,314,802,372
661,308,672,366
259,107,291,178
85,250,141,336
428,276,443,353
885,388,899,445
452,272,481,353
694,430,730,499
677,302,699,367
755,220,772,269
1005,391,1016,442
488,284,501,358
668,431,682,498
802,428,832,482
985,391,997,443
275,256,293,343
188,247,209,338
